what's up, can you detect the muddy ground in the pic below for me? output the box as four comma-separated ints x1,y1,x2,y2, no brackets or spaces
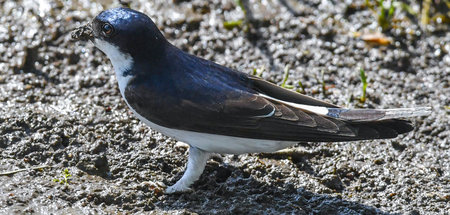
0,0,449,214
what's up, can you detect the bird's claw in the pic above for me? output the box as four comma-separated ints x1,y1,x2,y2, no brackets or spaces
165,183,193,194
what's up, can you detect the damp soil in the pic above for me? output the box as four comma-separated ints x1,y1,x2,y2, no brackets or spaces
0,0,449,214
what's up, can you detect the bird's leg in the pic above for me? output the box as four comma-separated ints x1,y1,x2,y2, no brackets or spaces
165,146,210,194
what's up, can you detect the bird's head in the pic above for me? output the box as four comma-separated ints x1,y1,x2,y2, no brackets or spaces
72,8,167,73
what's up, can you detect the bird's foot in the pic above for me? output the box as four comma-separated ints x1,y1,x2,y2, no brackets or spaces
165,146,210,194
165,182,193,194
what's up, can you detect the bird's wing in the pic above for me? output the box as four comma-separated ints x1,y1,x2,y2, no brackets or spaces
248,76,340,108
124,76,412,142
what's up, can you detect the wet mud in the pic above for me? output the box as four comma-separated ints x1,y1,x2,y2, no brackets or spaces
0,0,449,214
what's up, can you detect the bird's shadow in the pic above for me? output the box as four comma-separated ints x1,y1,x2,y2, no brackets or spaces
157,155,397,215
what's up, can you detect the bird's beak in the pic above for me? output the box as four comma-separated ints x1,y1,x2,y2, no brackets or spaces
71,22,94,42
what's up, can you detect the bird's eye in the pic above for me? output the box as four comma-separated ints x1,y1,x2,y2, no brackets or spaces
102,23,114,36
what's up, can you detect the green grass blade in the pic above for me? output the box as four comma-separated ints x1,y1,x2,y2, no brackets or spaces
360,68,368,103
281,65,290,88
223,20,243,30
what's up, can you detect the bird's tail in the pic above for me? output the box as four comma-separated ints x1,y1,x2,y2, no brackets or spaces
326,107,432,122
324,107,431,140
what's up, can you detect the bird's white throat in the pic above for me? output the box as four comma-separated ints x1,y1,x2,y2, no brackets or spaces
94,38,133,96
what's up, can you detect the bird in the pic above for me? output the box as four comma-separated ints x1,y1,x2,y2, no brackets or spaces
72,7,431,193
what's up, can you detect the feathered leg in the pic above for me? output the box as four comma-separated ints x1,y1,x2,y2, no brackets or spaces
165,146,211,193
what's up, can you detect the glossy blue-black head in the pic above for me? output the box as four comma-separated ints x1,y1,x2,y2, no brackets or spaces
91,8,167,60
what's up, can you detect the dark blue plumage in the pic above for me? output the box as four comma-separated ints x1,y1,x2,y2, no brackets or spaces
85,7,418,141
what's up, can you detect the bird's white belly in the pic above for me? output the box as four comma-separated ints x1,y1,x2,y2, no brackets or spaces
127,105,297,154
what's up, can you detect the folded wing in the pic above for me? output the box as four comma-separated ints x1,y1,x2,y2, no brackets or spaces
125,74,418,142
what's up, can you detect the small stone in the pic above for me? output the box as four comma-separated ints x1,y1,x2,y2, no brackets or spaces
175,141,189,148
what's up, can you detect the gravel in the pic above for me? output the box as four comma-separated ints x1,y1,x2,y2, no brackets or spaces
0,0,449,214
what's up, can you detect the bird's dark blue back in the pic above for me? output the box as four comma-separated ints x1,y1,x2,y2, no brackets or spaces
128,44,252,106
124,44,259,129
